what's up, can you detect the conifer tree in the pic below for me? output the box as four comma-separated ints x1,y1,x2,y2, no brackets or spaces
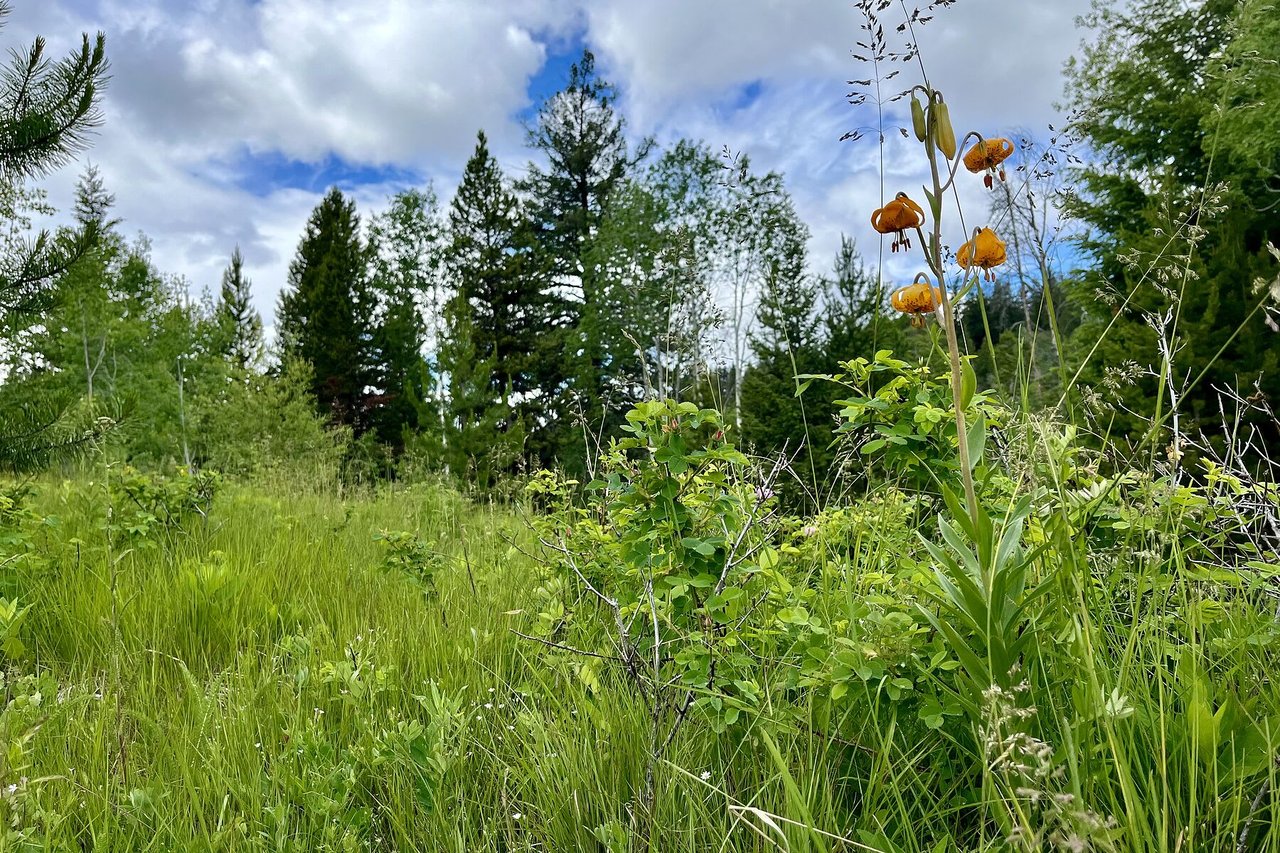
523,50,651,445
276,187,373,430
0,6,108,320
72,163,119,231
367,188,443,444
443,131,547,466
438,292,521,490
738,193,823,488
215,246,263,372
822,236,881,360
1063,0,1280,436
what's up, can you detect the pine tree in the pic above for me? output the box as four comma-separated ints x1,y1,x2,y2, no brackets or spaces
438,291,521,491
0,8,108,320
523,50,639,291
822,236,882,360
276,187,373,431
747,204,817,365
1062,0,1280,437
60,168,124,403
72,163,119,231
215,246,263,372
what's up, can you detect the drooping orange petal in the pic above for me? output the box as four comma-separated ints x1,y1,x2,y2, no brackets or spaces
962,138,1015,173
890,282,942,315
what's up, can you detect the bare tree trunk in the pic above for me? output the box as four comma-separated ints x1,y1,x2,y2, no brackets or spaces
998,180,1035,335
177,356,191,469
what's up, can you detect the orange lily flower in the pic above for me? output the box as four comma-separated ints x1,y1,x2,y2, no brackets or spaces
871,192,925,252
962,137,1014,188
890,278,942,328
957,227,1007,281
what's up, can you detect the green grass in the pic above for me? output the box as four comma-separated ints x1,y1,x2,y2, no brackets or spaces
1,461,1278,851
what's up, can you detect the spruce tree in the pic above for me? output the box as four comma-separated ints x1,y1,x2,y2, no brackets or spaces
444,131,547,466
367,188,443,445
1063,0,1280,437
523,50,637,290
439,291,520,490
735,189,829,506
822,237,880,359
276,187,373,431
72,163,119,231
215,246,263,372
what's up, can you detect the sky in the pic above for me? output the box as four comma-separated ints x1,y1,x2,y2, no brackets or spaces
9,0,1096,327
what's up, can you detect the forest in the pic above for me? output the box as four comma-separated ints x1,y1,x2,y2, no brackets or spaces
1,0,1279,849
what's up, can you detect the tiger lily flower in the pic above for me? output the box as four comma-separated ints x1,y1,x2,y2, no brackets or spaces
890,275,943,328
957,227,1007,281
962,137,1014,188
871,192,925,252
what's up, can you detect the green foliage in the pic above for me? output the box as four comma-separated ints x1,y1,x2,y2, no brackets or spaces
816,349,1004,491
366,187,444,446
0,10,110,472
528,401,781,738
0,596,29,660
916,492,1046,700
521,49,653,464
738,182,824,505
2,3,1280,849
106,465,219,546
1063,0,1280,436
277,187,375,431
0,436,1270,849
188,356,350,480
374,529,444,599
213,245,263,372
0,4,107,322
0,667,60,846
439,132,541,482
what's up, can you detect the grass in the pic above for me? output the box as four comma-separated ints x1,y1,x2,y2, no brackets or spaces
1,451,1278,851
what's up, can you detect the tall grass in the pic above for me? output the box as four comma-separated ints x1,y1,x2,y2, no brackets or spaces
0,436,1275,851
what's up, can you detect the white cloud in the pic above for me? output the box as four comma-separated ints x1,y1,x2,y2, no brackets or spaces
587,0,1094,294
7,0,1095,332
95,0,581,167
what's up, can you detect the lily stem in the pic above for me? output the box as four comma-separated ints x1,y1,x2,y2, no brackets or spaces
923,89,980,529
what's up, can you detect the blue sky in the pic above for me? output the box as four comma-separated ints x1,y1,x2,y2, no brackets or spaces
9,0,1096,329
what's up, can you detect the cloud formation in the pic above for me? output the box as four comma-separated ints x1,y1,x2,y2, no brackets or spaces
9,0,1094,326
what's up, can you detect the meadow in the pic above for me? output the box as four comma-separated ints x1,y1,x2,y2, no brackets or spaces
1,0,1278,850
3,392,1278,851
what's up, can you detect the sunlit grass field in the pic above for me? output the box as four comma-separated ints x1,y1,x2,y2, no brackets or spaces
2,461,1279,851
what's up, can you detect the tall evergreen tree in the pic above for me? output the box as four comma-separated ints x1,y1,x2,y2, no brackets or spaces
523,50,651,447
443,130,547,468
822,236,887,362
1062,0,1280,438
737,194,826,504
72,163,119,231
523,49,640,291
367,187,444,444
215,246,263,372
276,187,373,431
438,292,522,490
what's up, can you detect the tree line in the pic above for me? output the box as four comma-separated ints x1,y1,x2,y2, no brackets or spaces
3,0,1276,491
0,50,940,494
